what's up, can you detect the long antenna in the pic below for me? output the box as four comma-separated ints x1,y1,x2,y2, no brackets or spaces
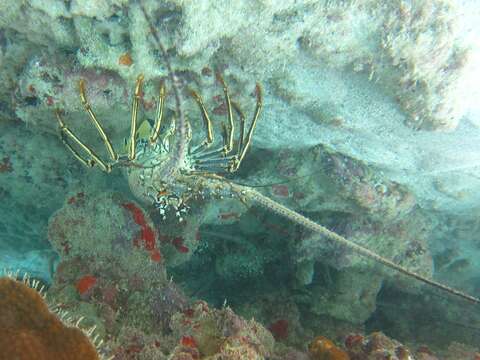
244,186,480,305
138,1,188,177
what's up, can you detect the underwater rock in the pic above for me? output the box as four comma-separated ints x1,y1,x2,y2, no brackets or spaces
308,269,383,325
48,189,201,268
294,205,434,279
0,120,73,223
344,332,413,360
2,0,477,132
48,191,165,266
248,145,417,220
170,300,275,359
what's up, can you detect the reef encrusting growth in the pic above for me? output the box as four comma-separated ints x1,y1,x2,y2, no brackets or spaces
45,190,278,359
41,189,480,359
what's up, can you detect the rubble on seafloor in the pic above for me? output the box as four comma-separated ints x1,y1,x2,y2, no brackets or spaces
2,270,480,359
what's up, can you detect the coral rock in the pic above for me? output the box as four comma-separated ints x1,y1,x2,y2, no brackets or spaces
345,332,415,360
171,301,274,359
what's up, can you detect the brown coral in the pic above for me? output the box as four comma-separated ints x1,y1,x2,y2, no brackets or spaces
309,336,350,360
0,276,99,360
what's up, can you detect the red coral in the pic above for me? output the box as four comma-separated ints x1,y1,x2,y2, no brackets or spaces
67,192,85,205
0,157,13,173
122,202,146,225
46,96,54,106
344,334,363,349
181,336,198,348
122,202,162,262
118,53,133,66
268,319,289,340
76,275,97,296
172,237,189,253
150,249,162,262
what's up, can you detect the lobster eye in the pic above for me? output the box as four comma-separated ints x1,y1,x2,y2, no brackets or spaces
157,190,168,197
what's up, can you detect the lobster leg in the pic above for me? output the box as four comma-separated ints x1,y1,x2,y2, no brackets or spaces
55,110,111,172
78,79,118,162
128,74,144,160
149,80,166,144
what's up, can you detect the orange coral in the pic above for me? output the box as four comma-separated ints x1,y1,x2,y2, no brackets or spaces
0,277,100,360
309,336,350,360
118,53,133,66
76,274,97,295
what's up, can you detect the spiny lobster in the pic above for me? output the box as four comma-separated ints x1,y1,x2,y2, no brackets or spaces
54,3,479,306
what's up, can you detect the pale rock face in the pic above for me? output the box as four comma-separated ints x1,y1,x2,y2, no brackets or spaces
2,0,479,214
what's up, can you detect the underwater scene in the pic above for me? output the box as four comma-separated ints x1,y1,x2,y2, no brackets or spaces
0,0,480,359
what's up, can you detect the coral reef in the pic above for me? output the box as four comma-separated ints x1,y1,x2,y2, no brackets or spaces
47,189,202,268
343,331,480,360
0,275,99,360
45,189,276,359
48,191,165,265
345,332,413,360
170,301,275,359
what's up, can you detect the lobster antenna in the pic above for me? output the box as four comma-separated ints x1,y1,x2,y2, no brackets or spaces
241,185,480,305
138,1,188,175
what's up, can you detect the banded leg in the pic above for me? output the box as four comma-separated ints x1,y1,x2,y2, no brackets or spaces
216,73,234,155
191,74,239,171
150,80,166,144
189,89,214,154
229,83,262,172
129,74,144,160
190,73,235,156
194,83,262,173
79,79,118,162
55,110,112,172
233,102,246,158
